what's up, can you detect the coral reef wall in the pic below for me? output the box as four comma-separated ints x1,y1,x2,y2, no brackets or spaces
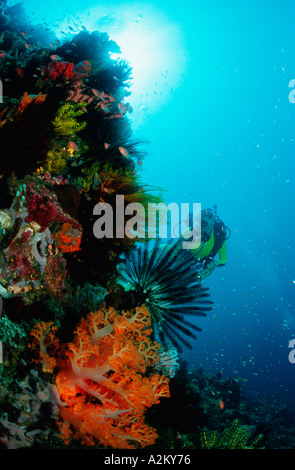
0,4,171,449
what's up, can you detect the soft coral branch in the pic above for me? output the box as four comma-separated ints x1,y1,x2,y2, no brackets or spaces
30,321,59,373
55,306,170,448
30,306,170,448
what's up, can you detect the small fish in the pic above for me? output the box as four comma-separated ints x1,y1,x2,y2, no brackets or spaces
16,67,24,79
20,31,27,36
108,113,123,119
91,88,100,97
100,91,113,102
104,142,110,149
50,54,62,61
119,146,129,157
68,141,78,151
25,43,31,49
0,51,6,58
219,400,225,410
100,103,110,112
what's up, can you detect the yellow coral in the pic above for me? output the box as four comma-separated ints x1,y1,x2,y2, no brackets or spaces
200,419,264,449
46,147,68,173
46,102,88,174
52,102,87,137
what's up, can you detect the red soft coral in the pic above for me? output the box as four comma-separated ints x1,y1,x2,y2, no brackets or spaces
45,61,75,81
52,306,170,448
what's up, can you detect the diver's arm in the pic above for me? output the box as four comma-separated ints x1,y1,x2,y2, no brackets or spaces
197,259,216,282
197,241,227,281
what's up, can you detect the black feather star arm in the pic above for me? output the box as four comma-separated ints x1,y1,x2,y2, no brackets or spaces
117,238,213,351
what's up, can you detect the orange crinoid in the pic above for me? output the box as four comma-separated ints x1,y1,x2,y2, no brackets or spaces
55,305,170,448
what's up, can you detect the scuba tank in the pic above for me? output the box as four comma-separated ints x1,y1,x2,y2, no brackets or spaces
201,206,231,255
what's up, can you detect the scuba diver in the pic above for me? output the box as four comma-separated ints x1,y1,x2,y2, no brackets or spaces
112,206,230,312
186,206,230,282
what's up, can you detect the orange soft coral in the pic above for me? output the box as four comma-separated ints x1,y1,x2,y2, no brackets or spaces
52,222,82,253
17,92,47,112
30,321,59,373
55,306,170,448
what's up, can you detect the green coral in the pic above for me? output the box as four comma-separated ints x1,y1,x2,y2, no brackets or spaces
200,419,264,449
81,160,102,191
52,102,87,137
0,315,30,387
0,315,28,349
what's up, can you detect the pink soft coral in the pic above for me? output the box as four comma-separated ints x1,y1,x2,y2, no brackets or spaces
53,306,170,448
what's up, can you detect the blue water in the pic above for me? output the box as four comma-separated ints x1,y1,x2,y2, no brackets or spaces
18,0,295,402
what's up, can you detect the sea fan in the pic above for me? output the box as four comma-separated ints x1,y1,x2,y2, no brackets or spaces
117,238,213,350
